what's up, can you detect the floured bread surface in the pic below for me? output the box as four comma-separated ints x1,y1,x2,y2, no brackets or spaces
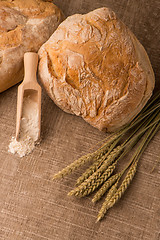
38,7,155,132
0,0,64,92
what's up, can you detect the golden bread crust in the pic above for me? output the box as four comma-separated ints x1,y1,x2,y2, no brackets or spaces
38,8,155,132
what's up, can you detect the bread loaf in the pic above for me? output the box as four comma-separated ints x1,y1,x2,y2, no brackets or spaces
38,7,155,132
0,0,64,93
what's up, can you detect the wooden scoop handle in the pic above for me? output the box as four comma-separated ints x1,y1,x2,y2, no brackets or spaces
23,52,38,83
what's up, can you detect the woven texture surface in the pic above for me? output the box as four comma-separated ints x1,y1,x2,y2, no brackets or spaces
0,0,160,239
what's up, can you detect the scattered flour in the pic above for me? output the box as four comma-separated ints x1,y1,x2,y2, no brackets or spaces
8,95,39,157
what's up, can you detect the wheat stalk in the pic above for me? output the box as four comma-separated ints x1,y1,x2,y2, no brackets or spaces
68,128,145,197
52,91,160,222
75,117,149,186
96,115,160,222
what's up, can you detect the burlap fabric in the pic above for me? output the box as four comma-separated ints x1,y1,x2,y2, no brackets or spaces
0,1,159,239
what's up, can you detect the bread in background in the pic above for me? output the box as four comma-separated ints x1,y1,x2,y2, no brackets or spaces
0,0,64,93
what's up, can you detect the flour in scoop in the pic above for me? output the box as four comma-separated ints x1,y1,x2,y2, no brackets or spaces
8,95,39,157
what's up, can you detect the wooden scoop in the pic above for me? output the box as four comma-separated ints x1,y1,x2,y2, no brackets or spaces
16,52,41,141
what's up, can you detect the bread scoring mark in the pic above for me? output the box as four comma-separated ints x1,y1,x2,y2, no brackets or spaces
46,50,58,80
11,0,57,18
0,25,23,49
0,6,27,33
0,51,3,65
66,50,84,70
0,6,26,49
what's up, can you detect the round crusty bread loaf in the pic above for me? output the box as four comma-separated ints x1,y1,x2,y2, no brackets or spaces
0,0,64,93
38,7,155,132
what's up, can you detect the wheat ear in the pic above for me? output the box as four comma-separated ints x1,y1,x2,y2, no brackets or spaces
53,132,122,180
96,178,120,222
91,145,123,180
69,161,117,197
97,160,138,222
92,173,121,203
76,138,121,185
53,145,110,179
68,143,124,197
